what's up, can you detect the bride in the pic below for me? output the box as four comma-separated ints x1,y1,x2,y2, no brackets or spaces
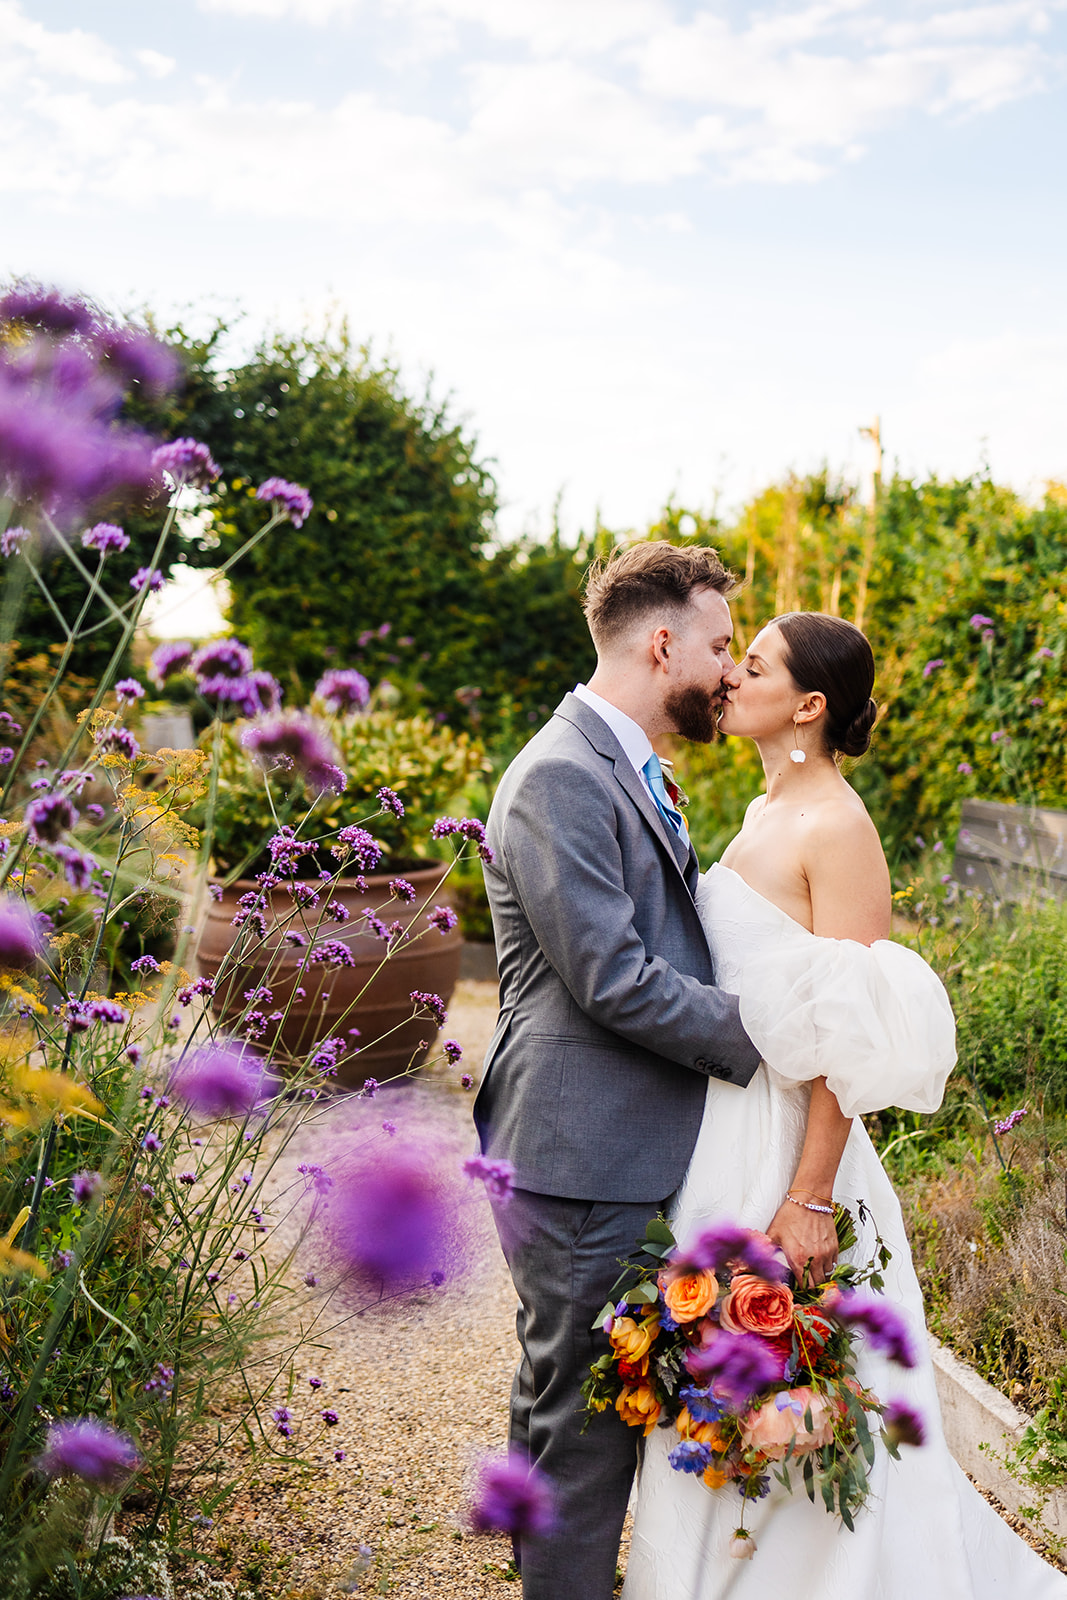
623,611,1066,1599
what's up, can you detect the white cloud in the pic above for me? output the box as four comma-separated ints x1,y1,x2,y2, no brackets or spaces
0,0,129,84
135,48,177,79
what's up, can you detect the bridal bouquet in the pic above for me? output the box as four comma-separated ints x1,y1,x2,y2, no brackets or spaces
582,1211,925,1556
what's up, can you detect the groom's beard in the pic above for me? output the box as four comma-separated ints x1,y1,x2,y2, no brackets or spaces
664,682,722,744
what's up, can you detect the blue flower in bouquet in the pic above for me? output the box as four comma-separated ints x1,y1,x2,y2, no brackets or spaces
679,1384,727,1424
669,1439,712,1475
469,1448,555,1538
36,1417,139,1486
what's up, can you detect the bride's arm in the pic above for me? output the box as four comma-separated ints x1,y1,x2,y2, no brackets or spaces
765,807,892,1285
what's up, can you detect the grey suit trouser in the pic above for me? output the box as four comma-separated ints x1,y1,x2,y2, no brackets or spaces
492,1187,670,1600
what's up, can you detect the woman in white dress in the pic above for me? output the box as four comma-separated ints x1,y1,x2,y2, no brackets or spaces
623,611,1066,1600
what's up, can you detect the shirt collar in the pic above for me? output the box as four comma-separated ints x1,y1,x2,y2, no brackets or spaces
573,683,654,779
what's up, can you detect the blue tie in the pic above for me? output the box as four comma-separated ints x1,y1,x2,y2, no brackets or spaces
642,753,687,838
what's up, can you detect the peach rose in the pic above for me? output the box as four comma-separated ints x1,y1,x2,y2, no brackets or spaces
661,1268,718,1324
608,1314,659,1364
719,1273,794,1337
616,1382,661,1435
739,1386,835,1460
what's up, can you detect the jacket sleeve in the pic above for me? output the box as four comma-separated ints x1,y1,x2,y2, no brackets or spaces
497,755,761,1087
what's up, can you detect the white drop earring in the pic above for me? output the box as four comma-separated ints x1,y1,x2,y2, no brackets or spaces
790,720,806,764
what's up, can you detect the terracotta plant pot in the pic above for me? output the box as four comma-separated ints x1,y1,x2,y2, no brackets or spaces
195,863,463,1087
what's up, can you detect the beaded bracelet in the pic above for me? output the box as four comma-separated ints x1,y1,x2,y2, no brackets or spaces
785,1192,835,1216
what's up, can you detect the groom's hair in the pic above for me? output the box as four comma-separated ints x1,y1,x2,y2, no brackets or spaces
583,540,738,650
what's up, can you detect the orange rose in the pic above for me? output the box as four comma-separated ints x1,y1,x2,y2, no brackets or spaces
616,1382,661,1435
719,1273,794,1337
739,1387,835,1460
608,1314,659,1363
661,1268,718,1324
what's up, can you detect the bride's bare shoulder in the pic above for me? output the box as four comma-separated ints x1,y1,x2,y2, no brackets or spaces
800,787,890,939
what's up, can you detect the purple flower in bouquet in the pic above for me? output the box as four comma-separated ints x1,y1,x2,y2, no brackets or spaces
0,897,42,968
377,786,404,817
315,668,369,715
463,1154,515,1203
1,526,30,558
36,1417,139,1486
0,285,95,335
81,522,129,555
25,792,77,843
255,476,313,527
334,825,383,873
169,1043,269,1118
152,438,219,490
130,567,164,595
427,905,458,934
668,1439,712,1474
149,640,194,687
71,1170,103,1205
241,711,342,792
831,1292,917,1368
994,1106,1027,1136
674,1221,786,1283
685,1331,783,1409
469,1449,555,1538
883,1399,925,1448
323,1140,454,1289
115,678,144,704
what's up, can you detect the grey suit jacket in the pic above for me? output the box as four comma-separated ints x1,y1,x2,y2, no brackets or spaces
473,693,761,1202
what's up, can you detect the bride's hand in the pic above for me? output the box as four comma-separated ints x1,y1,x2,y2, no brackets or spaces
766,1200,838,1287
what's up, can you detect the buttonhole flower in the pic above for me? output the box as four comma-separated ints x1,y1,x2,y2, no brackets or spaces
469,1449,555,1538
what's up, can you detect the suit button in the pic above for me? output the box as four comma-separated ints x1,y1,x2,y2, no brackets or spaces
694,1056,708,1070
711,1064,729,1080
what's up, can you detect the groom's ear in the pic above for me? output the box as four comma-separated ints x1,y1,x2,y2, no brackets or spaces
650,624,672,670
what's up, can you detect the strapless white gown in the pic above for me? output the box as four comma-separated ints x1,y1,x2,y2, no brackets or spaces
623,863,1066,1600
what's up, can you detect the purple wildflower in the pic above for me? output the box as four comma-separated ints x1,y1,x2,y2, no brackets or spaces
309,1037,347,1077
1031,697,1045,708
142,1133,162,1152
0,285,95,334
71,1170,103,1205
95,325,180,395
322,1141,454,1289
994,1106,1027,1137
461,1074,473,1089
152,438,220,490
334,826,383,873
309,939,356,968
377,786,404,816
148,640,194,687
922,659,944,679
883,1399,925,1448
36,1418,139,1486
271,1406,292,1436
1,526,30,558
177,1172,197,1186
190,637,253,694
0,748,12,765
428,905,458,934
297,1162,334,1194
315,669,370,715
390,877,416,903
321,1408,339,1426
443,1039,463,1064
25,792,77,843
308,1376,323,1389
1038,647,1055,660
430,817,461,839
957,761,974,775
361,1078,380,1098
673,1221,786,1283
410,990,447,1029
969,614,994,631
831,1292,917,1367
335,1450,346,1462
241,711,342,791
96,725,139,760
255,477,313,527
463,1154,515,1203
131,954,161,975
304,1272,319,1287
130,567,164,594
685,1330,782,1408
81,525,129,561
469,1450,555,1538
169,1043,269,1118
87,998,127,1025
115,678,144,704
52,843,95,890
0,897,41,968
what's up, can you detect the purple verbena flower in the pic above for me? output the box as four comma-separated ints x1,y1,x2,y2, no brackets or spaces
1,285,95,334
377,786,404,817
71,1170,103,1205
0,747,12,765
308,1376,323,1389
25,792,77,843
169,1043,268,1118
922,659,944,679
315,668,370,715
130,567,164,595
148,640,194,687
994,1106,1027,1137
957,762,973,775
322,1141,454,1289
969,614,994,631
883,1399,925,1448
309,938,356,969
142,1133,162,1152
390,877,416,903
131,954,161,975
95,325,180,396
410,990,447,1028
334,826,383,873
89,998,128,1024
52,843,95,890
321,1408,339,1426
255,477,313,527
0,897,42,968
95,725,140,760
430,817,461,839
831,1292,917,1367
81,521,130,556
1038,647,1055,660
469,1449,555,1538
684,1330,782,1409
36,1417,139,1486
1,526,30,558
241,711,342,792
427,905,458,935
463,1154,515,1203
152,438,220,490
461,1073,473,1089
443,1039,462,1064
115,678,144,704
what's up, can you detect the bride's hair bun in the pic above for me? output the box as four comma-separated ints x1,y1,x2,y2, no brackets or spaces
837,697,878,758
773,613,878,761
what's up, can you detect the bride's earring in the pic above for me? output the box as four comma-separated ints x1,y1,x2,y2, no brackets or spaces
790,719,806,764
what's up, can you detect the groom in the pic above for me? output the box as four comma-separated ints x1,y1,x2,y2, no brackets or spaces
473,540,762,1599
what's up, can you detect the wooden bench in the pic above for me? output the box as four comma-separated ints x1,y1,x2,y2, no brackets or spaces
952,798,1067,903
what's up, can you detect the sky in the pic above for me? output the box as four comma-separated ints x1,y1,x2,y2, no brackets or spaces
3,0,1066,545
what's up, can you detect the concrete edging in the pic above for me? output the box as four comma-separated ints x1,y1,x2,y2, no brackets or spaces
931,1336,1067,1532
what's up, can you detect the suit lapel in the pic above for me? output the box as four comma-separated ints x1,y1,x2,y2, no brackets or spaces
555,694,698,890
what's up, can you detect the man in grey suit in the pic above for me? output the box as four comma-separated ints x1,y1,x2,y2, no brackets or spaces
473,541,762,1599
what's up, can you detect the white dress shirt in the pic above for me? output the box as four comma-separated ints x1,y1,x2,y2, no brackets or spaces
573,682,657,804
